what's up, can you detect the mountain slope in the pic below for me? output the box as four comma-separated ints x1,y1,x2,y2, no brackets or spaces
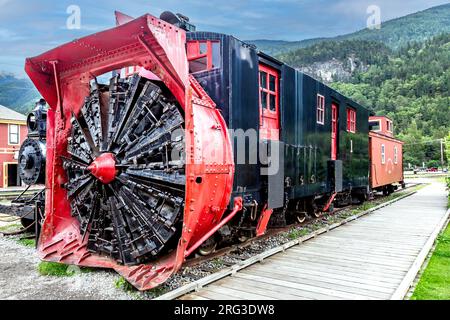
0,73,40,114
248,3,450,55
277,40,391,82
331,34,450,166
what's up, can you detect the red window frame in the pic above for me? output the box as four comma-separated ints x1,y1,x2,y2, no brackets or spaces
187,40,220,73
347,108,356,133
316,94,325,125
259,64,279,116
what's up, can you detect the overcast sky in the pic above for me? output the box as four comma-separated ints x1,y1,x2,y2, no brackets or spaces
0,0,448,77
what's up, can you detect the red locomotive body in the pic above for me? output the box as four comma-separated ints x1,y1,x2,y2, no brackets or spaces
369,116,404,194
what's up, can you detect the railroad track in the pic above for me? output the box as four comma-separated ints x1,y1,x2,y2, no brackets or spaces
155,183,421,300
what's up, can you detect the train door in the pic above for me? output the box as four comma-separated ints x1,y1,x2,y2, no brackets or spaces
331,103,338,160
258,64,280,140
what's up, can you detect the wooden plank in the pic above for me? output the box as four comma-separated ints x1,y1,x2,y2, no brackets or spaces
305,239,420,255
192,290,241,301
231,275,345,300
289,247,414,264
200,285,276,300
271,254,407,274
267,257,404,281
241,268,392,298
285,250,411,270
179,295,211,300
290,245,415,263
302,243,419,258
215,276,321,300
213,278,312,300
253,261,398,289
235,272,378,300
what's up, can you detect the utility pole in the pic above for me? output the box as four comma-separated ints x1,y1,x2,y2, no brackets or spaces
441,138,444,170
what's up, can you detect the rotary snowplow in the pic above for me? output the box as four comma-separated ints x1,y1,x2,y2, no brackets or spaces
25,12,236,290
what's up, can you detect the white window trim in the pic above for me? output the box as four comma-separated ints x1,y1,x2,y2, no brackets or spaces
8,124,20,146
387,121,393,133
394,146,398,164
370,119,381,132
381,144,386,165
316,94,325,125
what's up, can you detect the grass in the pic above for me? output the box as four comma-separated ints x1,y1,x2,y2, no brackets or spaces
286,228,310,240
0,223,22,232
38,262,75,277
37,261,94,277
411,224,450,300
114,276,136,292
411,177,450,300
16,237,35,247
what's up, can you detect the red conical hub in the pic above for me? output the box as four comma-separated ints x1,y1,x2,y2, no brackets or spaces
88,153,117,184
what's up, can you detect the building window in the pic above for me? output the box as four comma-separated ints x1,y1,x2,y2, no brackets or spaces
187,40,221,73
316,94,325,125
347,108,356,133
9,124,19,145
394,146,398,164
259,64,279,113
381,144,386,164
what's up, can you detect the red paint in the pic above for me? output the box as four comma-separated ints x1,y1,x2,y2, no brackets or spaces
322,193,337,212
87,153,117,184
25,13,235,291
187,40,220,72
369,129,404,189
331,103,338,160
369,115,394,137
256,205,274,237
185,197,243,257
259,64,280,140
347,108,356,133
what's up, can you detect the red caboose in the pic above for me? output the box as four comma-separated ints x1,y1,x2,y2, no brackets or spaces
369,116,404,195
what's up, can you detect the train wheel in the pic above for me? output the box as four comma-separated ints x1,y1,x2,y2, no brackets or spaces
296,212,307,224
197,238,218,256
63,75,185,266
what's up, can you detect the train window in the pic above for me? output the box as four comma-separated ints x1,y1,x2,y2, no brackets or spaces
316,94,325,125
187,40,221,73
189,57,208,73
199,42,207,55
8,124,19,145
394,146,398,164
369,120,381,131
259,65,278,112
381,144,386,164
260,71,268,91
387,120,393,133
259,63,280,140
347,108,356,133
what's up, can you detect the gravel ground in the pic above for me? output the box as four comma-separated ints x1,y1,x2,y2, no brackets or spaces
0,223,135,300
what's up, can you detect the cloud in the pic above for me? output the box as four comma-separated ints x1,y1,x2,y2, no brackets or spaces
0,28,26,41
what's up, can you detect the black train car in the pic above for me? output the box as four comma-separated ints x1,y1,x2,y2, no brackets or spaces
187,32,370,226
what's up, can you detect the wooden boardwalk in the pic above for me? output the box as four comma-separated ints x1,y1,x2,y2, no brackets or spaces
180,182,449,300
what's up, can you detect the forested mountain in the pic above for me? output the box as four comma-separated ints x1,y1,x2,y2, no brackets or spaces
330,34,450,167
277,40,391,82
0,73,40,114
249,3,450,55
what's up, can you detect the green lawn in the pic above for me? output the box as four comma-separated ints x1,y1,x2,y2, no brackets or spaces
411,222,450,300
